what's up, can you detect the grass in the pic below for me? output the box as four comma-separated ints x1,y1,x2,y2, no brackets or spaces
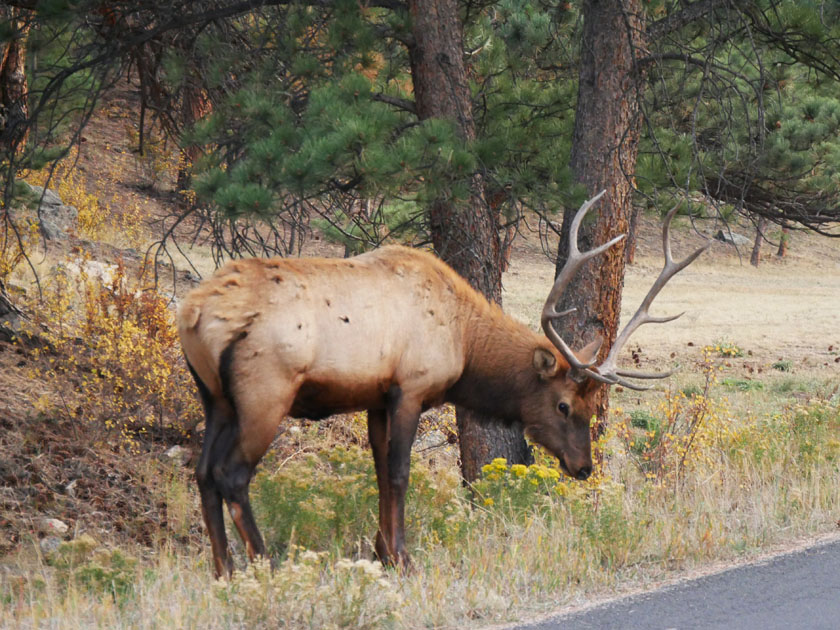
4,150,840,627
3,365,840,629
3,238,838,628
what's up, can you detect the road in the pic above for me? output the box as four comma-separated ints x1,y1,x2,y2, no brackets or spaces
511,538,840,630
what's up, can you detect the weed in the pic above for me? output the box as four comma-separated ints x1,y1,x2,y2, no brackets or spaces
772,359,793,372
713,338,743,358
46,535,139,603
722,378,764,392
680,384,702,397
218,553,402,629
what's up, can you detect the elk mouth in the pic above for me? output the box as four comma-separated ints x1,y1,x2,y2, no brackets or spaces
556,455,572,478
555,454,592,480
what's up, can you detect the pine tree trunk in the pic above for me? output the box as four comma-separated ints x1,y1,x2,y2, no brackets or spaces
777,226,789,258
0,8,30,156
625,202,642,264
554,0,646,428
408,0,532,481
750,216,767,267
177,79,212,196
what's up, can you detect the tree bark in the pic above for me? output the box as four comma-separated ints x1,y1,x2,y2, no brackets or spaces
0,7,30,156
776,225,789,258
177,78,212,196
554,0,646,427
408,0,532,481
750,215,767,266
625,202,642,264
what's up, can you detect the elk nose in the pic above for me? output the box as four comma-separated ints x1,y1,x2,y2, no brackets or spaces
575,466,592,481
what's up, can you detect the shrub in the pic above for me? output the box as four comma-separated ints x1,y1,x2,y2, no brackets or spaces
22,252,201,447
613,345,735,483
772,359,793,372
472,458,562,515
217,553,402,629
46,535,139,602
713,339,743,358
722,378,764,392
252,445,464,557
25,161,150,248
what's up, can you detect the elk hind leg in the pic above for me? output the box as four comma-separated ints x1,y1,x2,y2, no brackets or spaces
216,448,266,562
216,384,295,563
190,363,236,577
195,403,235,577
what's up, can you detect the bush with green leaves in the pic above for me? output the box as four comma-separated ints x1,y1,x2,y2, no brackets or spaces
45,535,139,602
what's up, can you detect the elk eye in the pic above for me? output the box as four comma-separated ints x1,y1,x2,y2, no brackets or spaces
557,402,570,416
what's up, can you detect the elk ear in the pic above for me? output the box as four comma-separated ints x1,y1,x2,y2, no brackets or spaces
575,335,604,365
533,347,559,378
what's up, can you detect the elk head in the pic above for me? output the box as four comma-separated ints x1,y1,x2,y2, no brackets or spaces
525,191,708,479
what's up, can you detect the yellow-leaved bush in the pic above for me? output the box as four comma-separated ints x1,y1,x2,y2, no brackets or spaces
24,253,201,448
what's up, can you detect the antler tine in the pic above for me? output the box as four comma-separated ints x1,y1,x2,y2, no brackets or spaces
541,191,625,372
597,204,710,384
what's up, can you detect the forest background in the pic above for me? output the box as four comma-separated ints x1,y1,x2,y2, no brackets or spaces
1,1,840,628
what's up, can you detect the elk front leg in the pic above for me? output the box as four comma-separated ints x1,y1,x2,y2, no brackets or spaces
368,408,392,563
384,386,421,569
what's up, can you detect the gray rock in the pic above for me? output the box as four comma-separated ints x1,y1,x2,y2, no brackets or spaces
164,445,190,465
38,517,69,535
28,185,62,208
25,184,78,240
714,229,751,246
39,536,62,555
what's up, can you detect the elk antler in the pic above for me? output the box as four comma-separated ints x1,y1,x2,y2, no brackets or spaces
541,191,624,379
543,195,710,391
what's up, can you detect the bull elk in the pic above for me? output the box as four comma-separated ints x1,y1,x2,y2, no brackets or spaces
178,193,707,577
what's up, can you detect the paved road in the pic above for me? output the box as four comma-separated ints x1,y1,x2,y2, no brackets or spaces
513,538,840,630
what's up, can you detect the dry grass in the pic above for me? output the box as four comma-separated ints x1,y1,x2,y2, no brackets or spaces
3,385,839,629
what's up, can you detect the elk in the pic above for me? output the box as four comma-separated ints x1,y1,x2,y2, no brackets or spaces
178,193,706,577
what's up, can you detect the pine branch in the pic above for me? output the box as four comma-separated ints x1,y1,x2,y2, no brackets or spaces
647,0,739,41
371,93,416,115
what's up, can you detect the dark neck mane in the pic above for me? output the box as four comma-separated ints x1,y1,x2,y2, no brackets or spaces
445,299,548,424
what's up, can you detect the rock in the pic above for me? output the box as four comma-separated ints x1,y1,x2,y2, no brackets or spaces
28,185,62,208
62,258,118,285
39,536,62,555
413,429,449,452
25,184,79,240
64,479,78,498
164,445,190,465
714,229,751,246
0,285,24,331
38,517,69,535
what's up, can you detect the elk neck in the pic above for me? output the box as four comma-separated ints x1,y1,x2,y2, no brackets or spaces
444,299,546,425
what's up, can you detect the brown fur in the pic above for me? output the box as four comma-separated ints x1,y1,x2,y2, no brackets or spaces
178,246,602,575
